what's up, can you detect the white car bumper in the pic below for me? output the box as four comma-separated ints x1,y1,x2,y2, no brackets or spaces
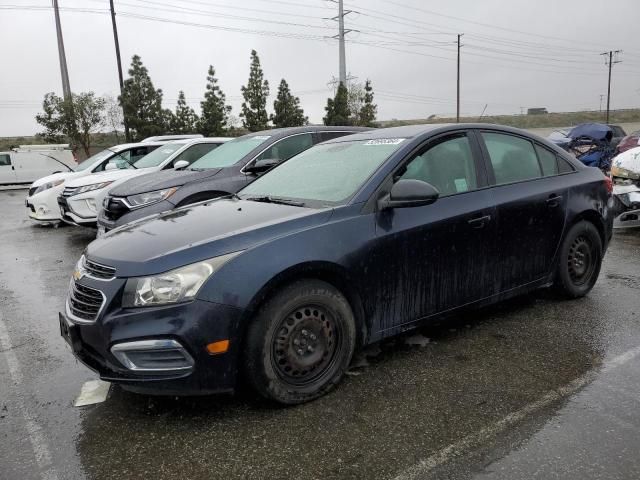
26,184,65,222
58,189,110,226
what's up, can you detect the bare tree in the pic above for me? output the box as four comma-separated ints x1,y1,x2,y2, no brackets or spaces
104,94,124,141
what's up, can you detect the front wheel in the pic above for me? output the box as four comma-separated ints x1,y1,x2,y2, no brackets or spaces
553,221,603,298
244,279,356,405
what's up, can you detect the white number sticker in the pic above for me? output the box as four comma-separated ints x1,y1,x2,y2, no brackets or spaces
364,138,406,146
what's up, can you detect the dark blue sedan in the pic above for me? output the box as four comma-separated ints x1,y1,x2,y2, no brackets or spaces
60,124,614,404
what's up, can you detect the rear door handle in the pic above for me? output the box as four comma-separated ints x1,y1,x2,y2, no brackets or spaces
467,214,491,229
546,194,563,207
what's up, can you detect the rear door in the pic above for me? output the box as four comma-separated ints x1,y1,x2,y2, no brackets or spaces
477,131,569,292
0,153,17,184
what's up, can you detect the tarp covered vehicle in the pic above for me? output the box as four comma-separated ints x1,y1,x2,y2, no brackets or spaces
566,123,615,172
611,146,640,228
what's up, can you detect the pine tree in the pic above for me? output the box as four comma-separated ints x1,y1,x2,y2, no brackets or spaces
270,79,307,128
323,82,351,126
240,50,270,132
170,91,199,133
198,65,231,136
358,79,378,127
120,55,166,141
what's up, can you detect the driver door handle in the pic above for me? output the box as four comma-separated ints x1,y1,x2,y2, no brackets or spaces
467,214,491,229
546,194,563,207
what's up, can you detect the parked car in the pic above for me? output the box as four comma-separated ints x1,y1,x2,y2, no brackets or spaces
611,146,640,228
608,124,627,151
1,144,75,185
60,124,613,404
26,141,168,224
58,137,230,227
97,126,368,234
616,130,640,154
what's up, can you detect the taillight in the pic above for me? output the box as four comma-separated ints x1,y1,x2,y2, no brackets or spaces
604,175,613,194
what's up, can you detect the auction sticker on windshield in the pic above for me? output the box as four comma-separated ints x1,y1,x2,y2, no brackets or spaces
363,138,406,145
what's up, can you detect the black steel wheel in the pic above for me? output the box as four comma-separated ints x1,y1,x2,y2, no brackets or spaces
554,221,603,298
244,279,356,404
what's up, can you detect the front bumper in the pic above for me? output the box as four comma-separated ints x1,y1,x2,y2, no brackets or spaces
60,291,244,395
26,185,65,222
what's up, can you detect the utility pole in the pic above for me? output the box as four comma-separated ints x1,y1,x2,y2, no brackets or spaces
456,34,463,123
109,0,130,141
53,0,71,100
599,94,605,112
328,0,352,87
601,50,622,124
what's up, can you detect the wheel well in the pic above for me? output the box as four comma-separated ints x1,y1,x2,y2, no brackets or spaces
177,191,229,207
571,210,606,247
240,263,368,349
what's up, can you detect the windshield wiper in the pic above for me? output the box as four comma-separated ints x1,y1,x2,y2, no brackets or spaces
245,196,305,207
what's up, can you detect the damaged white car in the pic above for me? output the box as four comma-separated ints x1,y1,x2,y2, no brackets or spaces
611,146,640,229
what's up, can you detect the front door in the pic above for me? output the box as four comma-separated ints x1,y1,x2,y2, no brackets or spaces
0,153,17,184
477,131,568,292
370,132,498,333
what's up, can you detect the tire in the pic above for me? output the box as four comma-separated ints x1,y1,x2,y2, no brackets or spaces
244,279,356,405
553,221,603,298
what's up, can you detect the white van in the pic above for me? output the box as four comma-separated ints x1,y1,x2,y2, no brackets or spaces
0,145,75,185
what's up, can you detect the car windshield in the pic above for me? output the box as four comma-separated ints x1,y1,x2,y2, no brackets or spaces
132,143,184,168
73,149,114,172
189,135,272,170
240,139,406,206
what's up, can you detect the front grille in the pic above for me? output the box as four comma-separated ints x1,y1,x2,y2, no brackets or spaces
84,258,116,280
28,187,37,197
68,280,104,322
103,196,130,221
62,186,79,197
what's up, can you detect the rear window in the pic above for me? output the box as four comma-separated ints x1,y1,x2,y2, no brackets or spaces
481,132,542,185
0,154,11,166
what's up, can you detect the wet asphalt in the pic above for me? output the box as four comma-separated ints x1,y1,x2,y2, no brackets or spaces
1,188,640,480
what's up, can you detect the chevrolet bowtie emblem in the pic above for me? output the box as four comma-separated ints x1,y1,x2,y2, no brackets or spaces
73,268,84,281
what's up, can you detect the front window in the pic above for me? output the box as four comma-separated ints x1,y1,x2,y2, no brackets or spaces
75,149,114,172
399,135,477,196
189,135,272,170
167,143,221,168
254,133,313,162
132,143,184,169
240,139,406,205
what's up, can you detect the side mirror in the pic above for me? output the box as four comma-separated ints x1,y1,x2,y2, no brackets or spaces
378,179,439,210
244,158,280,175
173,160,190,170
105,162,118,171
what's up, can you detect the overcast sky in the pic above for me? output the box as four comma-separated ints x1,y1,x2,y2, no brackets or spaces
1,0,639,137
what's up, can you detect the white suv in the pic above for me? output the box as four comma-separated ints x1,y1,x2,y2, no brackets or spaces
57,137,230,227
25,142,167,224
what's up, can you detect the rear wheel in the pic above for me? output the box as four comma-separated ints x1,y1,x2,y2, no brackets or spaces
553,221,603,298
244,279,356,404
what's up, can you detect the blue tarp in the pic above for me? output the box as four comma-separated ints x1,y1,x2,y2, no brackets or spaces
568,123,613,142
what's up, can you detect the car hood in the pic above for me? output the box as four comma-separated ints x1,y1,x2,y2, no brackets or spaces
109,168,222,196
31,171,80,187
65,167,156,187
86,198,332,276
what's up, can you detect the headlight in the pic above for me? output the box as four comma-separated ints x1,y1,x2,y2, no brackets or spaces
33,179,64,195
126,187,177,208
122,252,242,307
74,181,114,195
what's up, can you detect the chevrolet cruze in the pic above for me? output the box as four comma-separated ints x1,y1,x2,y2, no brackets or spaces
60,124,613,404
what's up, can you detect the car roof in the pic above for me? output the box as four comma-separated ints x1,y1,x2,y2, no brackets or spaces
319,123,563,144
243,125,370,141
